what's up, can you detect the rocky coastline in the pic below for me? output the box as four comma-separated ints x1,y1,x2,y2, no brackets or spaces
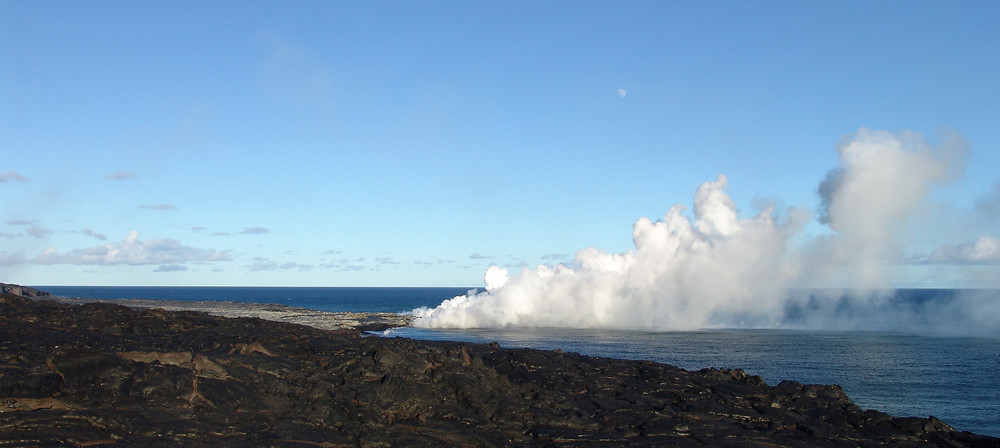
1,285,998,447
42,296,414,333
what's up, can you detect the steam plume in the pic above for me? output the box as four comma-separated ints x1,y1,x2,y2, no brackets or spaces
413,129,990,331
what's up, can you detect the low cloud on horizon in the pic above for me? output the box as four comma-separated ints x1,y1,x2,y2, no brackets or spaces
154,264,189,272
33,230,230,266
248,257,313,272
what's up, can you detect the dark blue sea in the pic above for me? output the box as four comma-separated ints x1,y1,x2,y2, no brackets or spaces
37,286,1000,437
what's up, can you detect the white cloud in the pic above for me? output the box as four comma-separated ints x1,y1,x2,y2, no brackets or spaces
333,264,367,271
415,258,454,266
413,129,975,331
924,236,1000,265
248,257,313,271
35,231,230,266
321,257,368,271
814,128,968,285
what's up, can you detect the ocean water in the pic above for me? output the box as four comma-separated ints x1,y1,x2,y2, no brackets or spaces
36,286,1000,437
38,286,476,314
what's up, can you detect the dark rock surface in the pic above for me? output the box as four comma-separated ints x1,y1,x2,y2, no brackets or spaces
0,283,50,298
45,296,413,332
1,291,998,447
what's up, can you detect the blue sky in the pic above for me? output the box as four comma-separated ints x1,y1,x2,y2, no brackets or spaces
2,1,998,287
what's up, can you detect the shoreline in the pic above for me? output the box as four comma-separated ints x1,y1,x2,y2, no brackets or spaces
43,296,415,332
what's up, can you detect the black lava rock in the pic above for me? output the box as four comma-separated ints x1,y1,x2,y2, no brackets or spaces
1,291,997,447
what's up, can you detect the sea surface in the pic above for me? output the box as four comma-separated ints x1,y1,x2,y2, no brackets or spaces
37,286,1000,437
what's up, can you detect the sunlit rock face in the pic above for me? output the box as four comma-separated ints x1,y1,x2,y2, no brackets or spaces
0,283,50,297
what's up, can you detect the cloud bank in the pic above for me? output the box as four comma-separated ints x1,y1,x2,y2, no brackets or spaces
35,231,230,266
413,129,996,332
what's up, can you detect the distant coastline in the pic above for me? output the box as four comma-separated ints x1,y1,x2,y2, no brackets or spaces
32,284,475,314
42,295,414,332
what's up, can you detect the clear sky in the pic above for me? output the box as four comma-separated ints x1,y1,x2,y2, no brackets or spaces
2,1,998,287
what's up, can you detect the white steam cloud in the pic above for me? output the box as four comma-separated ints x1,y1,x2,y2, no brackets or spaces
413,129,995,331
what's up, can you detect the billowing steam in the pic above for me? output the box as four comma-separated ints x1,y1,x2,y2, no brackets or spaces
412,129,995,332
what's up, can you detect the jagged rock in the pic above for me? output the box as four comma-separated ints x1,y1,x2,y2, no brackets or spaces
0,289,997,447
0,283,50,298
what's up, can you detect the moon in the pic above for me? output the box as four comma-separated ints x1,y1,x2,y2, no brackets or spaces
617,89,627,98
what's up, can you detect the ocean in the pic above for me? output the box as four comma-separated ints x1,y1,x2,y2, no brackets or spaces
36,286,1000,437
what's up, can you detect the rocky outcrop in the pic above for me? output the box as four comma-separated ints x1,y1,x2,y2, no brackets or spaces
0,283,50,298
1,291,997,447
